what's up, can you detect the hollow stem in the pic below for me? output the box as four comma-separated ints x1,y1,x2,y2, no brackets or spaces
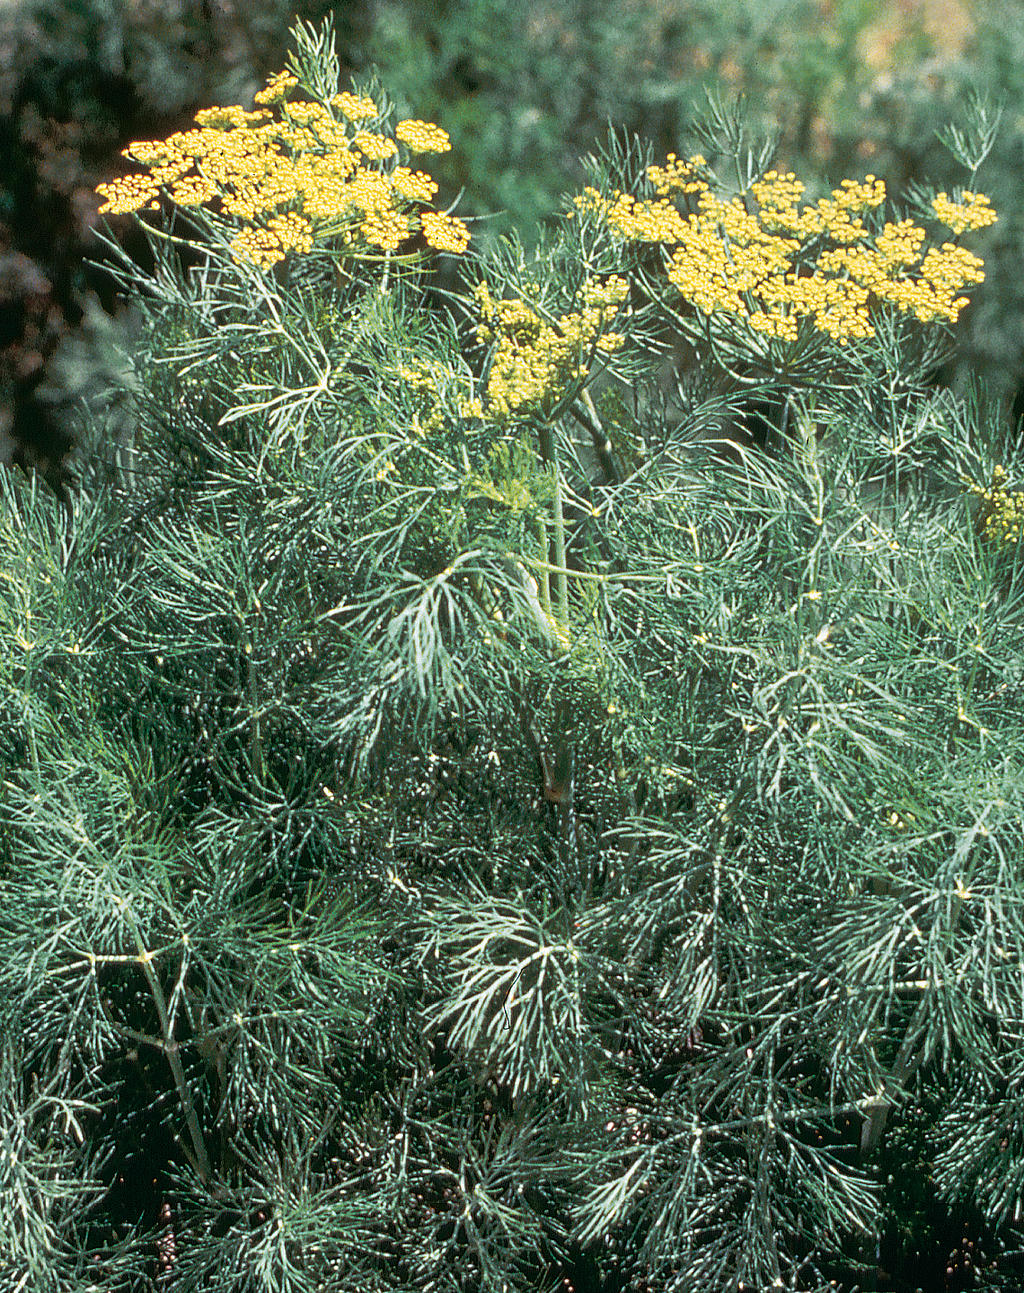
27,721,39,779
536,514,551,616
133,933,212,1185
536,421,568,632
570,389,621,485
246,637,265,781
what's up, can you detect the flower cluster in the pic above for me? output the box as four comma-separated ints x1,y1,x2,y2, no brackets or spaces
229,209,315,271
419,209,471,254
932,190,998,235
352,131,398,162
960,465,1024,548
255,70,301,107
645,152,708,197
394,120,452,154
95,69,469,271
330,91,378,121
472,276,628,421
573,157,996,345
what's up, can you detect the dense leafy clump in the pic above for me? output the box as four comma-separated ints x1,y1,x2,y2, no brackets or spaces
3,15,1024,1293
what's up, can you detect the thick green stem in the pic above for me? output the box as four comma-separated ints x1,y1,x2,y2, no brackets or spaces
858,996,932,1156
133,934,212,1185
570,389,621,485
859,880,972,1155
27,719,39,779
245,638,265,781
528,419,577,889
536,514,551,616
536,422,568,631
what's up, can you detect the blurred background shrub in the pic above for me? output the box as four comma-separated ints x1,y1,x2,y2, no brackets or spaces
1,0,1021,502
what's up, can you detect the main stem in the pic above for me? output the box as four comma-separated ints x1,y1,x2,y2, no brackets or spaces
536,421,568,630
245,635,265,782
536,514,551,616
133,934,213,1185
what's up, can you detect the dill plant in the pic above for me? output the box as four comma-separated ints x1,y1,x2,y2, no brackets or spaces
2,13,1024,1293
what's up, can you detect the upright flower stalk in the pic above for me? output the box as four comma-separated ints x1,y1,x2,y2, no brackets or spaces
534,419,569,633
467,273,629,643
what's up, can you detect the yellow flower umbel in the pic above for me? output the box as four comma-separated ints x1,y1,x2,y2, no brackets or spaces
95,69,470,272
931,190,998,236
573,157,996,346
472,276,629,421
